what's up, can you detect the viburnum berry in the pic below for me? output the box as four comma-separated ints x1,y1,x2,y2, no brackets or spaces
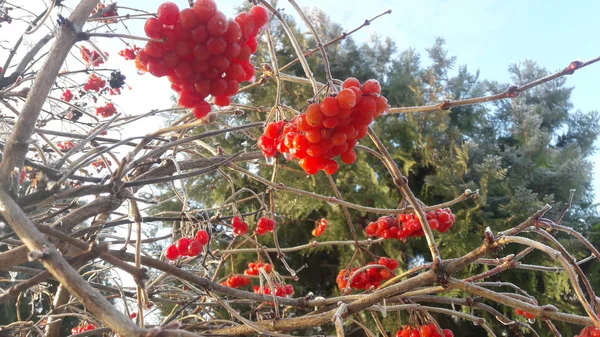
176,237,191,256
195,229,209,245
223,275,250,288
157,2,180,26
187,240,203,256
61,90,74,102
165,244,179,260
232,215,249,235
256,217,276,235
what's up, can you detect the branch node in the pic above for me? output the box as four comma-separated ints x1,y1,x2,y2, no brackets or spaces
506,85,520,98
28,246,50,261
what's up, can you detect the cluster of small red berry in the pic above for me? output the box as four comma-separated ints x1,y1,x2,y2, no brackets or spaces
164,229,209,260
80,46,106,67
312,218,329,236
95,102,117,118
244,262,272,275
256,216,276,235
231,215,248,235
136,0,268,119
336,257,399,292
222,275,250,288
576,326,600,337
258,78,388,174
253,284,294,297
91,3,118,23
365,208,455,240
83,73,106,92
72,324,96,334
91,158,111,172
119,45,141,61
395,324,454,337
61,89,74,102
57,140,75,151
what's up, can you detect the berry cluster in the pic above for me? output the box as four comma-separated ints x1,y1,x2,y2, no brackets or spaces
80,46,106,67
83,73,106,92
96,102,117,118
119,45,141,60
109,71,127,90
61,89,73,102
91,3,118,23
365,208,455,240
336,257,399,292
576,326,600,337
253,284,294,297
258,78,388,175
312,218,329,237
256,216,276,235
395,325,453,337
164,229,209,260
91,158,111,172
136,0,269,119
244,262,272,275
72,324,96,334
232,215,248,235
57,140,75,151
222,275,251,288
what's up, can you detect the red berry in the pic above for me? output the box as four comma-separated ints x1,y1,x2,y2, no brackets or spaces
144,18,163,39
207,37,227,54
323,159,339,174
207,12,228,37
188,240,203,256
362,79,381,94
249,5,269,28
442,329,454,337
336,88,357,109
191,25,208,43
210,78,228,96
179,8,198,29
224,20,242,43
193,0,217,22
195,230,209,245
340,149,357,164
305,103,324,127
299,156,319,175
157,2,180,26
165,244,179,260
320,96,340,117
214,96,231,107
342,77,361,89
176,238,191,256
192,101,211,119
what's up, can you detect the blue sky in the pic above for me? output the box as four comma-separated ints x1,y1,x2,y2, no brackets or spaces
120,0,600,200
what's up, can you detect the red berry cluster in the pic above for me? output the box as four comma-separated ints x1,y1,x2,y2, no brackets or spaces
57,140,75,151
232,215,248,235
312,218,329,237
164,229,209,260
136,0,269,119
576,326,600,337
258,77,389,174
61,89,74,102
95,102,117,118
91,3,118,23
119,45,141,61
244,262,272,275
83,73,106,92
256,216,276,235
395,325,453,337
222,275,250,288
80,46,106,67
91,158,111,172
72,324,96,334
336,257,398,292
365,208,455,240
253,283,294,297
